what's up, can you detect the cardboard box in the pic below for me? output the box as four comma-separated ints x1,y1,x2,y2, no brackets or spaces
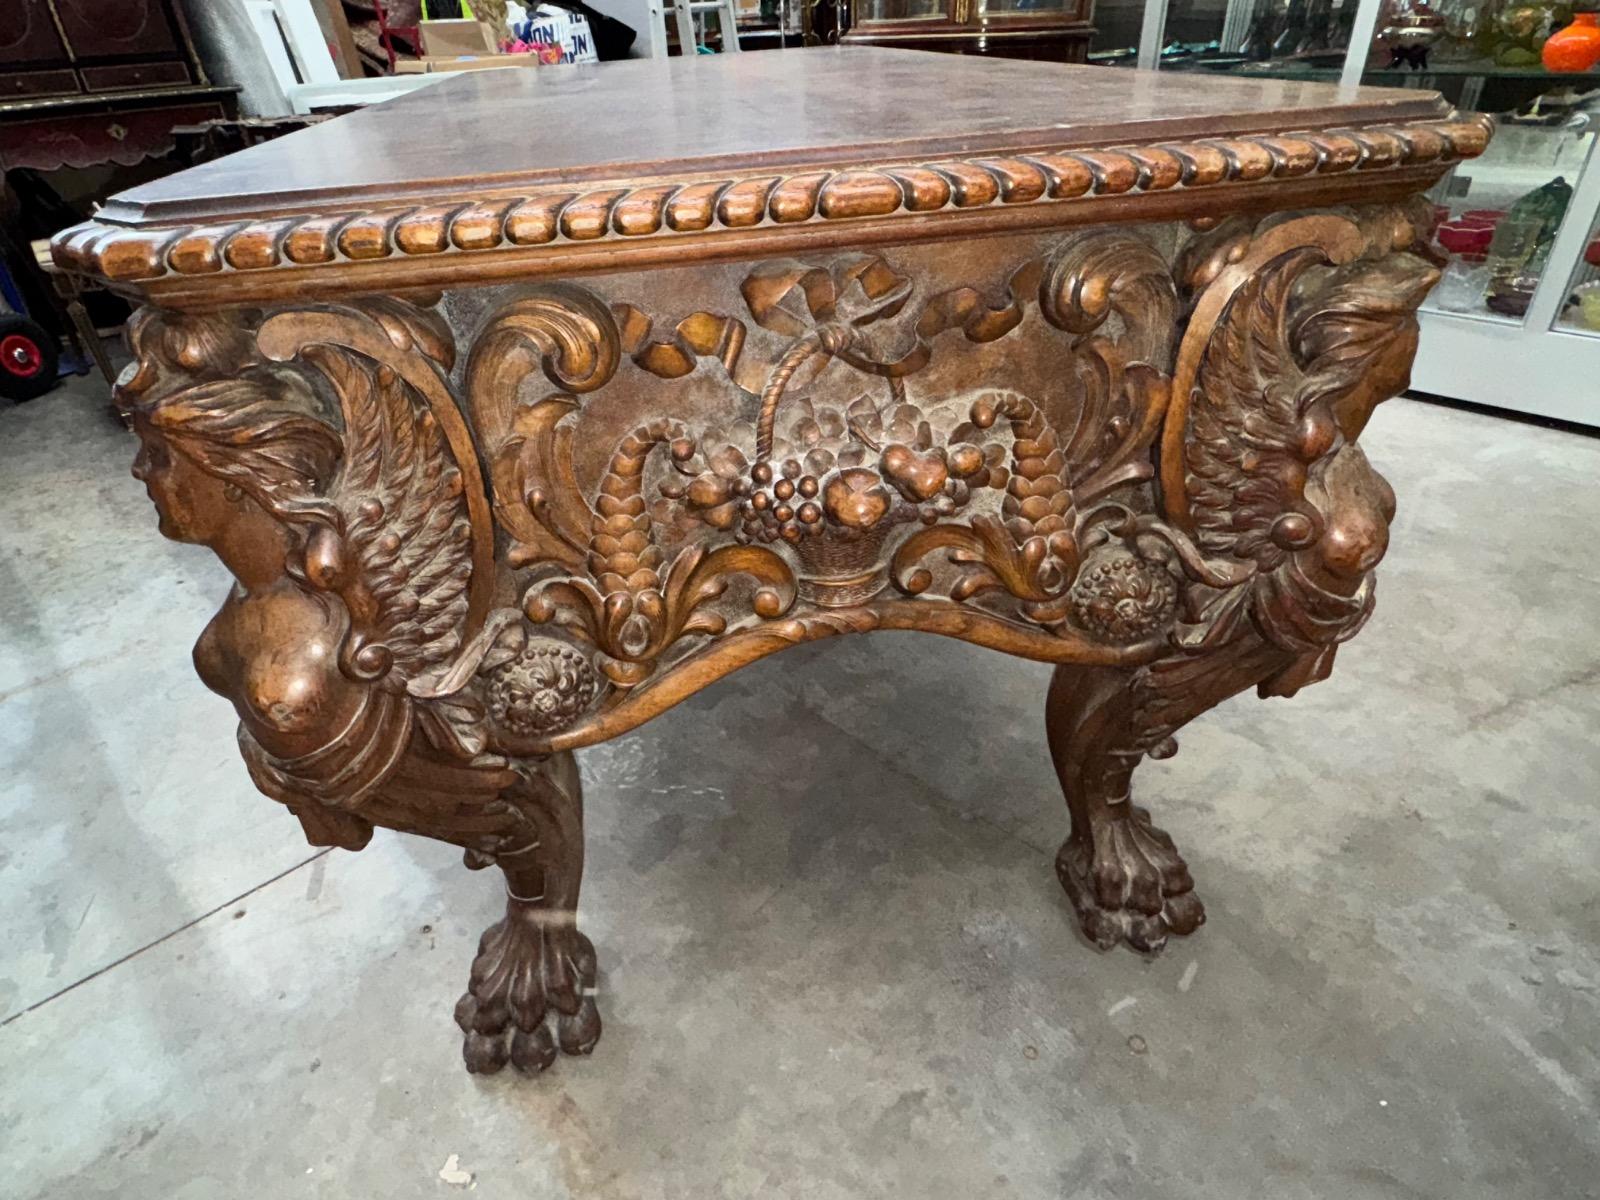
394,53,543,73
418,18,496,57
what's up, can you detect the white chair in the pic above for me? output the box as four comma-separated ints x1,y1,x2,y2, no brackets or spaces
244,0,452,115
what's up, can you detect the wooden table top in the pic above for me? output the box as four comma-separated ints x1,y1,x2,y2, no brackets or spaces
52,48,1489,304
100,49,1448,225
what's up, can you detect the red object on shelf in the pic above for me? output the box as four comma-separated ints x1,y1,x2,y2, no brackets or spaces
1542,12,1600,72
1437,221,1495,254
1585,237,1600,268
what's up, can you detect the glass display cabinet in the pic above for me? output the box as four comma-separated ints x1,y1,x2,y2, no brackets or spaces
1115,0,1600,426
842,0,1096,62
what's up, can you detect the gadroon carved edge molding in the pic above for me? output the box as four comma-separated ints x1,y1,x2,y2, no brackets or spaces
54,115,1491,290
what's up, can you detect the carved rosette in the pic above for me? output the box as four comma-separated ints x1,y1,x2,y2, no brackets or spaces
1069,548,1179,644
483,631,601,741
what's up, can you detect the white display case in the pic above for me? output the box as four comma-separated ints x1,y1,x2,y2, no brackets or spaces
1116,0,1600,426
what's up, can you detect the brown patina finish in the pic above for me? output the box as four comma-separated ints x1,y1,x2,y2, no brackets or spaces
54,48,1486,1077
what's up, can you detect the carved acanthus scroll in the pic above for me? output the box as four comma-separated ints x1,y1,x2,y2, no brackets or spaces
890,232,1180,629
463,289,798,690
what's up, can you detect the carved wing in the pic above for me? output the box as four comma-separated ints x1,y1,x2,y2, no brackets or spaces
1182,249,1322,576
308,345,474,687
257,302,492,704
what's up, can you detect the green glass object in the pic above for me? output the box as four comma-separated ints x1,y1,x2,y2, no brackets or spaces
1436,0,1498,60
1490,0,1572,62
1484,175,1574,316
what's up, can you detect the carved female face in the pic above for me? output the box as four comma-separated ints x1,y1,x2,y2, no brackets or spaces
123,371,342,555
130,416,238,547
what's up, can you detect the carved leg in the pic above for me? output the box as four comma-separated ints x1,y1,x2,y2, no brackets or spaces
1045,639,1289,954
1046,662,1202,954
253,728,604,1078
451,751,602,1075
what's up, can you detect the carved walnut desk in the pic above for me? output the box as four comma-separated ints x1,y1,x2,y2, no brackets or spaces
54,49,1488,1077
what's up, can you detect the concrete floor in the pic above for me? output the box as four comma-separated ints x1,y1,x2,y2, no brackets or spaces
2,368,1597,1200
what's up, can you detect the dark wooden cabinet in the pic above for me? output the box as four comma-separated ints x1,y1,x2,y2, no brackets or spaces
843,0,1095,62
1,0,198,101
2,1,71,66
54,0,183,59
0,0,236,173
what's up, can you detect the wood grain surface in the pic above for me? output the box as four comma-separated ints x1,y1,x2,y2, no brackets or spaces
96,48,1454,225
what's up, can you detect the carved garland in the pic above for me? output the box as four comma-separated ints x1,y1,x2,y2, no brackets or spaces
55,117,1490,284
450,205,1438,752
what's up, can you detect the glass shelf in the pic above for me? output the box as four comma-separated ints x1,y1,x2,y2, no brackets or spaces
846,0,1092,50
1421,117,1595,323
1214,61,1600,80
1114,0,1600,424
853,0,1081,22
981,0,1067,12
855,0,946,21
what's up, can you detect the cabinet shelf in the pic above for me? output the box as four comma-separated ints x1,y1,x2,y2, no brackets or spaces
1124,0,1600,425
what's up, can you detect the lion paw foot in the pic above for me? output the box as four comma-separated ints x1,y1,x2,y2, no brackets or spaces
453,906,601,1076
1055,805,1205,955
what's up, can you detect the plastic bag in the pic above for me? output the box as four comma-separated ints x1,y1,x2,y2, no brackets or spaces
509,3,601,63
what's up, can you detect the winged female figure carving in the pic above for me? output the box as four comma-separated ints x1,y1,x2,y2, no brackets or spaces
1048,214,1440,954
1169,216,1440,694
122,303,480,825
120,301,602,1075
